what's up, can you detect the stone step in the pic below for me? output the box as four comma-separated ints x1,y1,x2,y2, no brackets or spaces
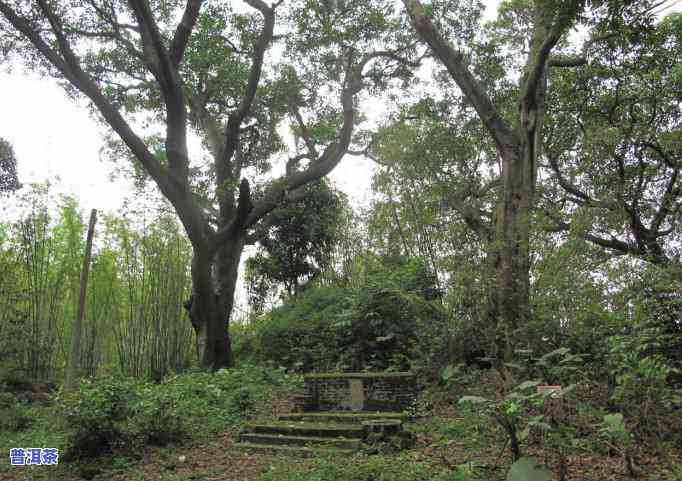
250,422,364,438
235,442,355,457
278,411,408,423
240,433,361,450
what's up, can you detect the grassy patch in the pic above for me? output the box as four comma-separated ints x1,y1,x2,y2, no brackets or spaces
257,453,445,481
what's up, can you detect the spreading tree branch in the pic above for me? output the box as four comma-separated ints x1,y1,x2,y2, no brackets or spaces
212,54,363,249
0,1,210,246
401,0,516,151
127,0,189,181
219,0,276,182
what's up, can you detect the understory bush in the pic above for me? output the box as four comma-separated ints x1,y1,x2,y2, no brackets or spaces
607,331,682,439
58,364,299,460
245,285,349,370
0,392,32,432
61,376,144,459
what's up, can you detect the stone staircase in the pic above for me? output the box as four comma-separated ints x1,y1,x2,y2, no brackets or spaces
236,411,408,455
236,372,416,455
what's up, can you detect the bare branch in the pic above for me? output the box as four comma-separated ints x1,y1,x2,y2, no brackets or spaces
292,104,319,159
548,55,587,67
286,153,311,176
522,26,562,105
651,167,680,235
358,49,421,73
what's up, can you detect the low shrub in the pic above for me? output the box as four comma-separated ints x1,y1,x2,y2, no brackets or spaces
60,376,142,459
244,254,446,373
0,392,32,432
131,388,185,446
59,364,300,460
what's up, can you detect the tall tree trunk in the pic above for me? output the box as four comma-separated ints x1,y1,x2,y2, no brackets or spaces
66,208,97,389
494,143,533,374
215,235,246,368
186,234,245,371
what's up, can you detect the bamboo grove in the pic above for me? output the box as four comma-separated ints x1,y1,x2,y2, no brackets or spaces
0,185,195,382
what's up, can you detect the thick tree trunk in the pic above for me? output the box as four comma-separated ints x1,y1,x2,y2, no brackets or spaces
495,144,533,367
186,233,245,371
214,236,246,367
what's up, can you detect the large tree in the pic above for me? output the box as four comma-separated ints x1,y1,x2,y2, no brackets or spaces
401,0,584,368
370,1,679,371
0,0,419,369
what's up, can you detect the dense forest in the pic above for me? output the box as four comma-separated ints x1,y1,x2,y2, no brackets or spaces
0,0,681,480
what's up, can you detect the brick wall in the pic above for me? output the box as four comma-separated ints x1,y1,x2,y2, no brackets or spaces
303,372,416,412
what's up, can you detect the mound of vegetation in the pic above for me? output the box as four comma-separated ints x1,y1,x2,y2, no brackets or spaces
236,254,446,373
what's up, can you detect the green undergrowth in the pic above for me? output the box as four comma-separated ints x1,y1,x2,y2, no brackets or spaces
257,453,449,481
0,364,302,464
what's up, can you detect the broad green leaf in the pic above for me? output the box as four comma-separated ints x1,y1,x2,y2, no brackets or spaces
602,413,625,430
441,364,458,382
458,395,489,405
515,380,542,391
540,348,570,361
506,457,556,481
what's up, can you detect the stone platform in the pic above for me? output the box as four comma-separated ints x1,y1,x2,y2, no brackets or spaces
235,372,416,455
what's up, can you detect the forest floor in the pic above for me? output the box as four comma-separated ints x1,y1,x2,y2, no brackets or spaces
2,370,682,481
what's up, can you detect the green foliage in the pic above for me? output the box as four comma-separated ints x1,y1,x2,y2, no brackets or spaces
335,254,444,372
245,254,444,372
607,332,679,436
132,388,185,446
598,413,638,476
459,380,576,461
530,240,621,371
57,364,298,460
246,285,350,369
626,265,682,383
61,376,143,459
0,137,20,194
543,3,682,268
599,413,630,445
532,348,588,386
0,187,194,383
0,402,69,457
506,456,555,481
0,392,32,432
246,181,347,308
